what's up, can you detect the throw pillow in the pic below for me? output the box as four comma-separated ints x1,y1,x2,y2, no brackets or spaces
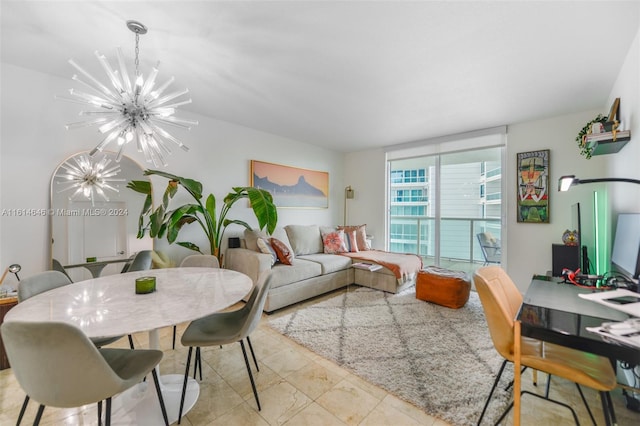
344,230,359,253
256,237,277,266
338,224,368,251
321,229,348,254
270,238,293,265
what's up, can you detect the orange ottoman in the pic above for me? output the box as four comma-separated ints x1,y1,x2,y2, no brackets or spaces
416,266,471,309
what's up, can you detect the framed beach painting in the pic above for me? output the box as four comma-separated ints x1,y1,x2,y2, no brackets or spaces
516,149,550,223
251,160,329,208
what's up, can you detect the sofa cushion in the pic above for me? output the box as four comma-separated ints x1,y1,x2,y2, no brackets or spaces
320,228,348,254
256,238,277,265
244,227,293,255
270,238,293,265
338,224,369,251
269,259,323,289
298,254,353,274
284,225,323,255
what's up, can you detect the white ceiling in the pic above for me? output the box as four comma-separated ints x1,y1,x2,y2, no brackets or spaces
2,1,639,153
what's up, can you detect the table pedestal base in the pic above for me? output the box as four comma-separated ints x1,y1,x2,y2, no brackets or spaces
111,374,199,425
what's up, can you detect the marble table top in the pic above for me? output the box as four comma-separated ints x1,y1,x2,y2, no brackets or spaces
5,268,253,339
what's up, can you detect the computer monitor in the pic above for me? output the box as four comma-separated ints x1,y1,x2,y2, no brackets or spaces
611,213,640,282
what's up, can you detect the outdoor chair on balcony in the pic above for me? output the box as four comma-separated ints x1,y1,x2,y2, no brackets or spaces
477,232,501,265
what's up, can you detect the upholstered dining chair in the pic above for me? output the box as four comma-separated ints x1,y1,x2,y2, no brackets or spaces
51,258,73,282
473,266,617,425
177,272,273,423
169,254,222,349
1,321,169,426
122,250,153,273
15,270,134,425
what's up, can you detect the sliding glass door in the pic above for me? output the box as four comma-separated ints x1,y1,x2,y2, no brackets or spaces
388,146,503,273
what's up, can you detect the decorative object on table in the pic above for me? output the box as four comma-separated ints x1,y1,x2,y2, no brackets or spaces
562,229,579,246
250,160,328,208
8,265,21,282
516,149,549,223
54,153,124,206
56,20,196,167
128,170,278,262
558,175,640,191
135,276,156,294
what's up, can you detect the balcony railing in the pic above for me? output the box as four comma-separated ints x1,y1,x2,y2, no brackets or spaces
389,216,501,269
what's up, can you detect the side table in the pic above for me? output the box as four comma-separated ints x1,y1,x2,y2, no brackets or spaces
0,296,19,370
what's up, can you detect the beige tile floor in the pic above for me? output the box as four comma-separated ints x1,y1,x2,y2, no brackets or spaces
1,287,640,425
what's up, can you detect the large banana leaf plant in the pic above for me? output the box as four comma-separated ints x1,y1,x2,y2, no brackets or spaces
127,169,277,261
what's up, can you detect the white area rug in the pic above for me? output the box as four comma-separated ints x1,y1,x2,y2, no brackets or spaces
269,285,512,426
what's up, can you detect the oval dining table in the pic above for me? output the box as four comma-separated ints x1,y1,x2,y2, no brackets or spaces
5,267,253,425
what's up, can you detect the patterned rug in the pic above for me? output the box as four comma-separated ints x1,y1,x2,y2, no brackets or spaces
268,285,512,426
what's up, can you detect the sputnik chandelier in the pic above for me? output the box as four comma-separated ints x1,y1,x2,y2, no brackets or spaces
57,20,197,167
56,153,125,206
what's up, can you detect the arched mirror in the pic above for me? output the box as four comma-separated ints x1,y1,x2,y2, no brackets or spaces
50,151,152,281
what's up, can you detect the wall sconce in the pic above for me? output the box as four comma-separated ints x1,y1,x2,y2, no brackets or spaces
344,185,355,226
558,175,640,191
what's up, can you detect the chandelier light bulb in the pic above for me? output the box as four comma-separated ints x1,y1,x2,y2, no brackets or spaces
56,20,197,167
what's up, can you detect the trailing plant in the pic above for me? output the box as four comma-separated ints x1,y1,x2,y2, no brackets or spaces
127,170,277,261
576,114,607,159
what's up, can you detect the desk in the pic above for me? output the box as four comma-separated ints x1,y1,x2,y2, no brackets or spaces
519,278,638,364
64,258,129,278
5,267,253,425
513,278,639,425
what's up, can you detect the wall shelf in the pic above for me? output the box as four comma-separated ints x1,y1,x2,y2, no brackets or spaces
586,130,631,156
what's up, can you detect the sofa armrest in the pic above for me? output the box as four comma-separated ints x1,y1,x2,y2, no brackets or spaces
225,248,272,283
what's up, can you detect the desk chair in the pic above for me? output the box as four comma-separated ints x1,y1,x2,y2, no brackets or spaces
170,255,221,349
477,232,501,265
1,321,169,426
178,272,273,422
15,271,134,425
473,266,617,425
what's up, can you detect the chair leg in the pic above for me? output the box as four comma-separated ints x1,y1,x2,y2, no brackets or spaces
576,384,596,426
128,334,135,349
605,391,616,425
178,346,194,424
151,367,170,426
97,400,102,426
172,325,176,350
545,375,551,398
600,391,617,426
16,395,29,425
477,359,507,426
247,336,259,372
33,405,45,426
240,339,261,411
193,347,202,381
106,397,111,426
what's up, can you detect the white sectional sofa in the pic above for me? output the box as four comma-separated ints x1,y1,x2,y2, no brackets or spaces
224,225,421,312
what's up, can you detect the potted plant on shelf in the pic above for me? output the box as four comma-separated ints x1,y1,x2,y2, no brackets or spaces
127,170,277,262
576,114,608,159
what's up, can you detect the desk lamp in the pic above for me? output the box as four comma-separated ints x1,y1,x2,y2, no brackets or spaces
8,264,21,281
558,175,640,191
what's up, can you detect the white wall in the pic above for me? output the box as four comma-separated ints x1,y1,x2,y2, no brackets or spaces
0,63,344,286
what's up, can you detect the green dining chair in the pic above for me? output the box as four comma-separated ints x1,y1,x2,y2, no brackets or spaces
1,321,169,426
177,272,273,423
